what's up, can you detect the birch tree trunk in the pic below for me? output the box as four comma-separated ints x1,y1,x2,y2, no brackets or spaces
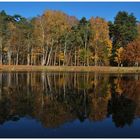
0,37,2,65
16,52,19,65
8,50,12,65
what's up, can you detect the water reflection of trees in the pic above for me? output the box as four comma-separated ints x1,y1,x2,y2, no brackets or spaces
108,93,136,128
0,72,140,128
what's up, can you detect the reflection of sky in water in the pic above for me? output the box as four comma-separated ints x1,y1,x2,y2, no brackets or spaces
0,117,140,137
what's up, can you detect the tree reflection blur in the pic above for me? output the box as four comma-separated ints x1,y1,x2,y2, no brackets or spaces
0,72,139,128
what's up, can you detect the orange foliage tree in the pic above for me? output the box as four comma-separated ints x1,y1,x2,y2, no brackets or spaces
123,39,140,66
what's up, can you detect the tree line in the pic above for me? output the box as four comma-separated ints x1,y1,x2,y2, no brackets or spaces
0,10,140,66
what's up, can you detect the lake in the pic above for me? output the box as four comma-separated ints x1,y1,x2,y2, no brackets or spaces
0,72,140,138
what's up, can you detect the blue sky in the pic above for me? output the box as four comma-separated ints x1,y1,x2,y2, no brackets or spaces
0,2,140,21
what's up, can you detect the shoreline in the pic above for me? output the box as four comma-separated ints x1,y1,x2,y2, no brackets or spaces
0,65,140,73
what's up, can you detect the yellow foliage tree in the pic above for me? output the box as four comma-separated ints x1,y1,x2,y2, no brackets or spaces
115,47,124,67
89,17,112,66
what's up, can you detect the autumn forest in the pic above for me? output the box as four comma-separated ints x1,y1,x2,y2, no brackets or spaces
0,10,140,67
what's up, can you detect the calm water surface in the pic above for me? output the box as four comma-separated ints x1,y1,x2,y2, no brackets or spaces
0,72,140,138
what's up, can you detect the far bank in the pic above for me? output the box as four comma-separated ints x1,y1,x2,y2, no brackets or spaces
0,65,140,73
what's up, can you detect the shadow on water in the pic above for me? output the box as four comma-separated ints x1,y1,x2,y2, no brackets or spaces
0,72,140,137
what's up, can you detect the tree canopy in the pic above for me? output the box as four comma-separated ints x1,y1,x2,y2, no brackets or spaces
0,10,140,66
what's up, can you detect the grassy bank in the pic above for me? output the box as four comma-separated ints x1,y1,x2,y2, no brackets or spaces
0,65,140,73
